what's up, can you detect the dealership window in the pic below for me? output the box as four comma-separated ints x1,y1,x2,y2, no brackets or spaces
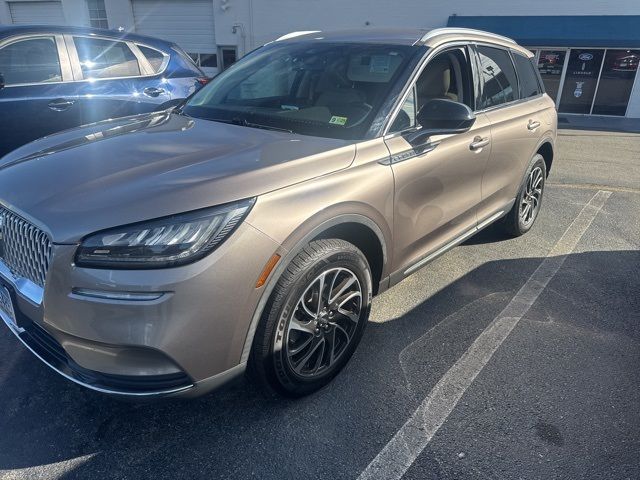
188,52,218,70
0,36,62,85
73,36,140,79
476,46,518,108
592,49,640,116
87,0,108,29
536,50,567,103
531,46,639,116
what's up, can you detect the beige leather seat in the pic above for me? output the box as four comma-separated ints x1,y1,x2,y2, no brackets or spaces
416,56,457,108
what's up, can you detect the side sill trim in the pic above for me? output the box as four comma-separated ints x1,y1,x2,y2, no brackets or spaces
403,205,511,276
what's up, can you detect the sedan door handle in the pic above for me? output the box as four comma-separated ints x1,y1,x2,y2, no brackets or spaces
527,120,541,130
143,87,166,98
469,136,490,151
48,98,75,112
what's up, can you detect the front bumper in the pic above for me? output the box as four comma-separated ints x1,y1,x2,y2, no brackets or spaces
0,222,280,398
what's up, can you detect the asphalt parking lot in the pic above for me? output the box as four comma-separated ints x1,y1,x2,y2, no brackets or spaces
1,129,639,480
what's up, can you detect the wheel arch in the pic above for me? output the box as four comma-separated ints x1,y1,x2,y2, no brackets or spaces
536,139,554,177
240,212,390,364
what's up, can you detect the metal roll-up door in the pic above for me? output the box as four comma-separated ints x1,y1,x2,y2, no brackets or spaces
9,1,65,25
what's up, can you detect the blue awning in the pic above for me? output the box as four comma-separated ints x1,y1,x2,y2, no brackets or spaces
447,16,640,48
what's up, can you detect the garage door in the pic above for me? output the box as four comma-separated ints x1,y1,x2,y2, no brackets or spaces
9,1,65,25
132,0,216,53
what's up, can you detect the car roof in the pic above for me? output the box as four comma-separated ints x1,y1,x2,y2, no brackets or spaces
273,27,532,57
0,24,173,49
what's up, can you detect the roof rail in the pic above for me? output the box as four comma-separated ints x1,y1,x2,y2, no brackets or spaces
418,27,516,45
275,30,321,42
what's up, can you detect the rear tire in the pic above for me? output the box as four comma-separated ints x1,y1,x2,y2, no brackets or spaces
248,239,372,398
501,154,546,237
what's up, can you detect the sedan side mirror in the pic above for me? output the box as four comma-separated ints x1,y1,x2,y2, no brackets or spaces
404,98,476,146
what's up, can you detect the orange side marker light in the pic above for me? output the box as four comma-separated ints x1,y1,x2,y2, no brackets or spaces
255,254,281,288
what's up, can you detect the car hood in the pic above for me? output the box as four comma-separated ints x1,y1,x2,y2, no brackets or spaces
0,111,355,243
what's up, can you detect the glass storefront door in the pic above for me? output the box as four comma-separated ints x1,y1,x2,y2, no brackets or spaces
537,49,567,103
592,49,640,116
558,49,605,114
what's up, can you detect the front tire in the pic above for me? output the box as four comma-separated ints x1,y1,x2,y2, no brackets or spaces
501,154,546,237
248,239,372,397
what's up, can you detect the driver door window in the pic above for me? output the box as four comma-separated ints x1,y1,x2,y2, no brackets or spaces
390,48,473,133
0,36,62,85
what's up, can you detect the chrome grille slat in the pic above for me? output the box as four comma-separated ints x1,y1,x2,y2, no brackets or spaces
0,207,52,287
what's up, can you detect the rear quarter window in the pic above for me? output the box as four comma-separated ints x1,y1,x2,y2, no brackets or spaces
137,45,168,74
513,53,542,98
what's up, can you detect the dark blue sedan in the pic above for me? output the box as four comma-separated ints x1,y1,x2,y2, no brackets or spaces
0,25,208,156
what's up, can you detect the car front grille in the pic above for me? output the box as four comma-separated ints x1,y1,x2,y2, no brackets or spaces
0,207,52,287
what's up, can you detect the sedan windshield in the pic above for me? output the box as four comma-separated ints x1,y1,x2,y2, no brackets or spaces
183,42,418,140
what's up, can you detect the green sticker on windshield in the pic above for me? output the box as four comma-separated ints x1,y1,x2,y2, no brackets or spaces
329,116,348,126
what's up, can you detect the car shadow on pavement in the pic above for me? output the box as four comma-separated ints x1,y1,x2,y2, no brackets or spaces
0,250,638,479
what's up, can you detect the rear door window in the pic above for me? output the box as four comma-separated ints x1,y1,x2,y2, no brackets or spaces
476,46,518,108
73,36,140,79
513,52,542,98
0,36,62,85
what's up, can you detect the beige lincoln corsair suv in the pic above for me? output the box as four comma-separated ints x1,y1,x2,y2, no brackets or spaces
0,28,556,398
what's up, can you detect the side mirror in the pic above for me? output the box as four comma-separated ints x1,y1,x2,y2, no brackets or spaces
404,98,476,146
0,73,5,90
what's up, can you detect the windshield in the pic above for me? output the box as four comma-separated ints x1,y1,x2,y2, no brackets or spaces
183,42,418,140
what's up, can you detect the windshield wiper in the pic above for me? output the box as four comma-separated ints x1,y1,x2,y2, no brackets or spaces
231,117,295,134
177,112,295,134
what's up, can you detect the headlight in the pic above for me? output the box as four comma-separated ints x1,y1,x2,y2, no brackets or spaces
75,199,254,269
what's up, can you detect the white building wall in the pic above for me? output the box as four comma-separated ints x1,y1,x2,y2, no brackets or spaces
104,0,135,31
242,0,640,47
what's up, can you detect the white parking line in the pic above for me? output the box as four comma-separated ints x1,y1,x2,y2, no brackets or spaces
357,190,612,480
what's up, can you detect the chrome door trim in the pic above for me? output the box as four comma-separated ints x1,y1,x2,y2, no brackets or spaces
54,34,74,82
378,141,440,165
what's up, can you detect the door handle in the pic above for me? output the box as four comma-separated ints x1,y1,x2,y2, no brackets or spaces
469,136,490,151
48,98,75,112
143,87,166,98
527,120,541,130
